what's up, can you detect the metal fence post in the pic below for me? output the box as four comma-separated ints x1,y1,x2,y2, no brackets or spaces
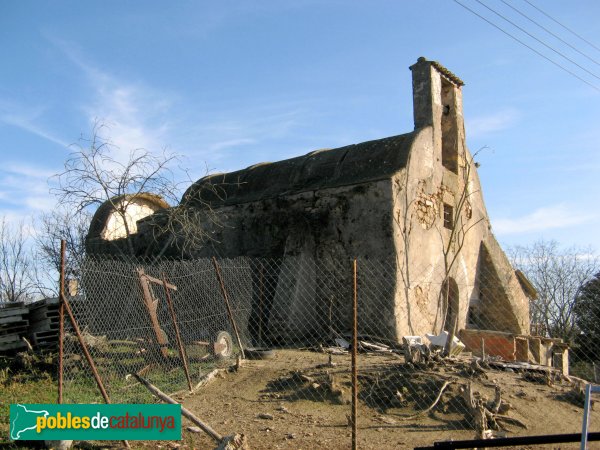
212,257,245,360
61,290,130,448
161,273,193,392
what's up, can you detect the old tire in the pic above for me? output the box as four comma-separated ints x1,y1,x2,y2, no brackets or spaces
211,331,234,359
244,347,275,360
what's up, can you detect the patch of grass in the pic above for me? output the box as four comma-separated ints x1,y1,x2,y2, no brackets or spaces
0,354,58,443
62,354,221,404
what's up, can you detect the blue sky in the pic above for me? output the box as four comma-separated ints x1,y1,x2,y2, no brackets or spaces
1,0,599,250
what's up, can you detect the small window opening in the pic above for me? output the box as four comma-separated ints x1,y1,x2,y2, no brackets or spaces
443,204,453,229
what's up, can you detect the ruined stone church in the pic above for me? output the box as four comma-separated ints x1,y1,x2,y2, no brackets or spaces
87,58,532,346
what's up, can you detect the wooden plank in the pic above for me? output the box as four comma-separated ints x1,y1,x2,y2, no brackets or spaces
29,315,59,324
33,330,59,338
0,330,27,339
0,319,29,328
0,334,22,343
30,314,59,323
33,342,58,349
29,318,59,327
33,339,58,346
0,307,28,318
33,330,58,337
0,301,24,309
142,273,177,290
30,305,59,314
29,298,59,308
0,322,29,333
34,337,59,343
29,309,59,319
29,322,59,333
137,268,169,358
0,315,25,325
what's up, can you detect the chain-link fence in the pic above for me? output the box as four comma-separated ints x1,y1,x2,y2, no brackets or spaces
61,254,600,448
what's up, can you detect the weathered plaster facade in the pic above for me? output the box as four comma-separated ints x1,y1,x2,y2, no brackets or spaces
87,193,169,255
87,58,531,344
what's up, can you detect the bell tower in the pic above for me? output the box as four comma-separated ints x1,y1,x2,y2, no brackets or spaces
409,57,466,174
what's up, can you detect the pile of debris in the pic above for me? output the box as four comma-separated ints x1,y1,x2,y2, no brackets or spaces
278,330,589,441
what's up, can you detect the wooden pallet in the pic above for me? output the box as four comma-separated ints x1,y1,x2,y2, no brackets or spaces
27,298,60,350
0,321,29,334
32,330,59,348
0,302,28,353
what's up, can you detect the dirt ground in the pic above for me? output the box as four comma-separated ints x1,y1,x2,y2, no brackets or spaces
163,349,598,450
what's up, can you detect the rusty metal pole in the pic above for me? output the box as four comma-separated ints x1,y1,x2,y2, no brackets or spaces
62,293,131,448
161,273,193,392
58,240,66,404
211,257,245,360
352,259,358,450
62,296,110,401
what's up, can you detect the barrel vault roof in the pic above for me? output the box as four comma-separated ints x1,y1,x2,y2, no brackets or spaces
182,131,418,208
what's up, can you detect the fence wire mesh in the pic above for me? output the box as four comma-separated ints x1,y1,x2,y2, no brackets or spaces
60,254,600,448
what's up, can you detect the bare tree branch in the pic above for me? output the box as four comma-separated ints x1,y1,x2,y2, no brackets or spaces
0,217,37,303
33,208,92,296
50,120,222,259
508,240,599,343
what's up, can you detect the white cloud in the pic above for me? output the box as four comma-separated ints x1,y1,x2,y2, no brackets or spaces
22,196,56,212
84,83,173,160
47,36,318,178
47,36,174,163
0,102,70,148
0,164,56,215
53,37,298,168
493,204,597,235
208,138,256,153
3,164,54,180
182,106,308,161
0,208,41,241
467,108,519,138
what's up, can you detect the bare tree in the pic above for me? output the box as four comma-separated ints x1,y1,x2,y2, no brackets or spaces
33,208,91,295
52,121,222,259
508,240,599,343
0,217,36,303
